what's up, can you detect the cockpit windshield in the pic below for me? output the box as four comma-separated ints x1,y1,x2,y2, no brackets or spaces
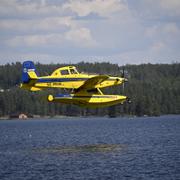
59,67,79,75
70,69,76,74
70,68,78,74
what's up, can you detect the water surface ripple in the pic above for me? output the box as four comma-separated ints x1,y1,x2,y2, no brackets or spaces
0,115,179,179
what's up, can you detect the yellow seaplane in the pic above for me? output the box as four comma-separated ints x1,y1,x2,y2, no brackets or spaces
20,61,129,108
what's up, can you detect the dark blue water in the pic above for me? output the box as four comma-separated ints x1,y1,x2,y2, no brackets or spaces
0,116,180,180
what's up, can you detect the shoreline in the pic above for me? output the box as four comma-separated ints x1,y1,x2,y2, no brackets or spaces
0,114,179,121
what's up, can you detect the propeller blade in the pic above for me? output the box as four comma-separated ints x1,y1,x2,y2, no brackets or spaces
122,67,125,78
122,81,125,93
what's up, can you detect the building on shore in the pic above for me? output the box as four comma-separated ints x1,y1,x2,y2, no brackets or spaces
9,113,33,119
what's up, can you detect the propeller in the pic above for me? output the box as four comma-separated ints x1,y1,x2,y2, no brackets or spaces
122,67,125,78
120,67,127,94
120,67,132,104
122,80,125,94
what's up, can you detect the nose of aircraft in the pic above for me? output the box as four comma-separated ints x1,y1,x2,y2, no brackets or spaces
116,77,128,82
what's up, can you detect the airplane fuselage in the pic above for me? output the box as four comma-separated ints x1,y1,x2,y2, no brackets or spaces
21,73,125,91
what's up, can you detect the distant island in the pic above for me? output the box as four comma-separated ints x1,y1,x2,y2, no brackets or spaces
0,62,179,118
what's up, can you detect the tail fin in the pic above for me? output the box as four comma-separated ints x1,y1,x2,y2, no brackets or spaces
22,61,38,83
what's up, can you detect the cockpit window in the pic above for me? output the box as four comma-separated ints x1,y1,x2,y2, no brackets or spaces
60,70,69,75
70,69,77,74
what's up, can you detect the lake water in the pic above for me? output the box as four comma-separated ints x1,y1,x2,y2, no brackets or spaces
0,116,180,180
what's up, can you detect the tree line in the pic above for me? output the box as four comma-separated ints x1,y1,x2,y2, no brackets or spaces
0,61,179,117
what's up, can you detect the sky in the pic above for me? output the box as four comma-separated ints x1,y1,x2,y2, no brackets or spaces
0,0,180,65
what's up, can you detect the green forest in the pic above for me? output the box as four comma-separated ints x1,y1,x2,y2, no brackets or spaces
0,62,179,117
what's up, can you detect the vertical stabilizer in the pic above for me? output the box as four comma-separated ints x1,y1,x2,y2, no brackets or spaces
22,61,38,83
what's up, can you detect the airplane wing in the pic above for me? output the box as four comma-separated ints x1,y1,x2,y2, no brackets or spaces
76,75,109,92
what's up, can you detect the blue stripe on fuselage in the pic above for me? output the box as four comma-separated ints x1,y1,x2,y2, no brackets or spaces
37,77,117,83
37,78,89,83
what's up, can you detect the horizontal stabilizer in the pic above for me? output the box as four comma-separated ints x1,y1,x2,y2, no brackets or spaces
28,71,38,79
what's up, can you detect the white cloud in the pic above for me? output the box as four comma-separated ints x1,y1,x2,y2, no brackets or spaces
163,23,180,35
65,28,98,47
0,0,64,17
115,40,180,65
158,0,180,16
130,0,180,20
145,23,180,46
63,0,127,17
151,42,166,52
0,0,179,65
145,23,180,38
6,27,97,48
0,51,69,65
0,17,73,33
6,34,62,47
